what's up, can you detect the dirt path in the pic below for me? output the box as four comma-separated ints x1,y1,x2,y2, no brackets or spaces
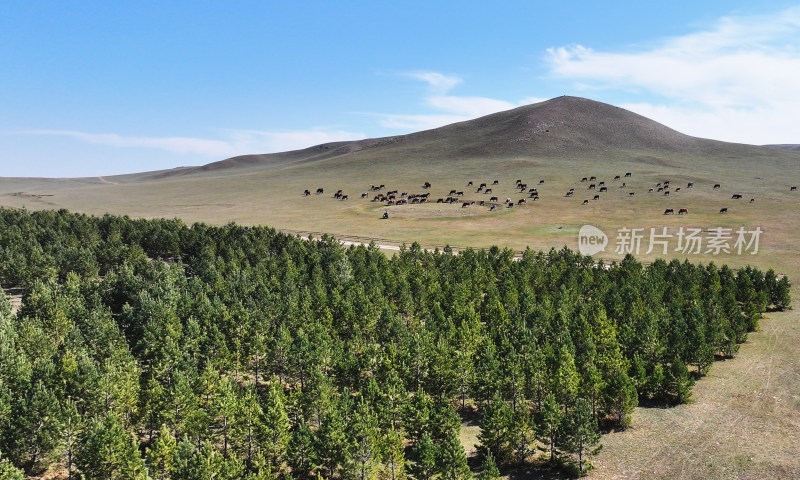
590,308,800,479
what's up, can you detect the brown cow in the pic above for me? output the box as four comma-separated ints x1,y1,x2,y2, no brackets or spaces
484,188,493,194
489,196,499,203
581,177,588,182
589,176,597,181
589,184,596,190
614,175,621,180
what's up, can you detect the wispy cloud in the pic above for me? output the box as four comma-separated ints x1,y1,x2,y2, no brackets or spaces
402,71,463,94
376,72,541,131
14,128,367,158
544,6,800,143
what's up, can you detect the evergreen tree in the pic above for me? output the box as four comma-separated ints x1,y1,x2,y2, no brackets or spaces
559,398,601,474
409,433,437,480
76,415,146,480
436,430,471,480
477,451,501,480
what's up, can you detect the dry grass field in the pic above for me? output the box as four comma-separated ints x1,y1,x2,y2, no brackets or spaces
1,97,799,478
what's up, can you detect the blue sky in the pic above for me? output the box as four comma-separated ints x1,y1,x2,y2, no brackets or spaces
3,1,800,177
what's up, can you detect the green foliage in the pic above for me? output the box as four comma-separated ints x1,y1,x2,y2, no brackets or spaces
0,208,786,478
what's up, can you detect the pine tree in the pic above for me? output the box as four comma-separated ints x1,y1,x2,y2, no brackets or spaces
477,451,501,480
146,424,177,480
535,393,562,463
287,421,317,478
477,393,514,465
437,429,471,480
76,415,146,480
260,378,290,469
559,398,601,473
409,433,437,480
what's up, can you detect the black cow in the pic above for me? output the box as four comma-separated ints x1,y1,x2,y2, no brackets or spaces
719,207,728,213
303,189,311,196
316,188,324,194
664,208,674,215
678,208,688,215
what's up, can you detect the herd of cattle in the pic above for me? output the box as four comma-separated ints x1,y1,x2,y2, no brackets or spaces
303,174,798,216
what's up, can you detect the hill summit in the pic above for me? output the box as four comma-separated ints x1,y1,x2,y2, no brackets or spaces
198,96,702,172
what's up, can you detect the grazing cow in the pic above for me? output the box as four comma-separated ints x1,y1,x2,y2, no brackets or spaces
581,177,588,182
732,194,742,199
479,200,485,206
387,200,395,205
792,186,797,191
529,192,538,198
303,189,311,196
517,198,526,205
599,181,605,186
379,184,385,189
449,189,457,195
505,197,512,203
687,182,694,188
614,175,621,180
593,195,600,200
411,198,420,204
656,183,662,187
492,180,499,185
361,192,368,198
648,188,654,192
381,211,388,219
714,184,721,189
518,183,527,191
568,188,575,193
479,183,487,188
664,191,670,196
507,203,514,208
456,191,464,196
528,187,537,193
599,187,608,192
396,199,407,205
675,187,681,192
436,198,444,203
516,179,522,185
334,190,343,199
565,191,574,197
664,208,674,215
485,188,493,194
583,199,589,204
590,176,597,181
719,207,728,213
423,181,431,189
531,196,538,201
589,184,596,190
467,181,473,186
461,202,470,208
625,172,632,177
620,182,626,188
316,188,324,194
750,198,755,203
341,194,349,200
629,192,635,196
678,208,688,215
539,179,544,184
476,186,484,193
490,196,499,203
658,187,664,192
490,204,497,211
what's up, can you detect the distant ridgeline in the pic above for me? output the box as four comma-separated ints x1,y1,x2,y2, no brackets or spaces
0,207,790,477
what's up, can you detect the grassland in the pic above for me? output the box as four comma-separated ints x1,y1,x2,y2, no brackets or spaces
1,96,799,478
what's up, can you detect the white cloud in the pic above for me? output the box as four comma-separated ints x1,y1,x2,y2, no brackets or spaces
544,6,800,144
402,71,463,94
16,128,367,158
